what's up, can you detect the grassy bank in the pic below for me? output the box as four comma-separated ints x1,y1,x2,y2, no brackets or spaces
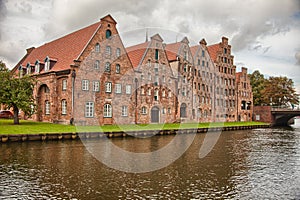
0,119,269,135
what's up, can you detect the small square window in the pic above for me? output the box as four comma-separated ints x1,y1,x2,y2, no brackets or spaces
105,82,112,93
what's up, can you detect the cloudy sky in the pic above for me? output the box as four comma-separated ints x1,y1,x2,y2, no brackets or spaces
0,0,300,93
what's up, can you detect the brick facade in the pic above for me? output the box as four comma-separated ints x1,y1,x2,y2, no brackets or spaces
12,14,253,126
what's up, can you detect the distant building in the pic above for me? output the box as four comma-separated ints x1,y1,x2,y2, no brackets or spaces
11,14,252,125
236,67,253,121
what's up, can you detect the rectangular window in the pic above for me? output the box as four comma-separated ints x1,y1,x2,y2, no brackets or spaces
202,50,205,57
126,85,131,94
155,49,159,60
115,83,122,94
105,82,112,93
93,81,100,92
62,79,67,91
106,46,111,56
202,61,205,67
116,48,121,57
45,101,50,115
116,64,120,74
82,80,89,91
121,106,128,117
85,102,94,118
62,100,67,115
198,59,200,66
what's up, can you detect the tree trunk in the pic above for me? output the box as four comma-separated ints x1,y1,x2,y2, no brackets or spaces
13,105,19,125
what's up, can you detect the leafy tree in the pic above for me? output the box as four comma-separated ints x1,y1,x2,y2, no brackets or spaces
0,61,36,124
249,70,266,106
262,76,299,107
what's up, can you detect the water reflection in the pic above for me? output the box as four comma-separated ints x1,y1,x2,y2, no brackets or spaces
1,122,300,199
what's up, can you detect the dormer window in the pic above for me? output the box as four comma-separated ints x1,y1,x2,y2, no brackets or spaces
44,57,50,72
106,30,112,39
26,63,31,75
35,60,40,73
18,65,23,77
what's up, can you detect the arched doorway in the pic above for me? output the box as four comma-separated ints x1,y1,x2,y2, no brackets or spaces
37,84,50,121
180,103,187,118
151,106,160,123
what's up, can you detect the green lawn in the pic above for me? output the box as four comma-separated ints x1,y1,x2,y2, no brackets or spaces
0,119,269,135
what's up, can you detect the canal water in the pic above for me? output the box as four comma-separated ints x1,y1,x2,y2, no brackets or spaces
1,120,300,199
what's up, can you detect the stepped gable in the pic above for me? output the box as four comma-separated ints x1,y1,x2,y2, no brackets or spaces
17,21,101,72
126,42,150,68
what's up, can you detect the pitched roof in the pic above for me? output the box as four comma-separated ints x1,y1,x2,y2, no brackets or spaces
165,42,181,61
207,43,219,62
17,21,101,72
189,45,199,57
126,42,150,68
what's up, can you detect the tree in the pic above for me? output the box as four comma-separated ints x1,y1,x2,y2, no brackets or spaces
249,70,266,106
0,61,36,124
262,76,299,107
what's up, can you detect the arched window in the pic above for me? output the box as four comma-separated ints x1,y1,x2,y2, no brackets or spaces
61,100,67,115
106,30,112,39
94,60,100,69
115,64,120,73
104,104,112,117
95,43,100,52
180,103,187,118
105,62,111,72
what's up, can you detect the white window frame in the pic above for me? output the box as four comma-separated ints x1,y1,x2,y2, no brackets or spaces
94,60,100,69
154,89,159,101
125,85,131,94
141,106,147,114
82,80,89,91
105,82,112,93
93,81,100,92
85,102,94,118
115,83,122,94
35,62,40,73
45,60,50,72
95,43,100,52
62,79,67,91
121,106,128,117
62,100,67,115
106,46,111,56
104,104,112,118
45,101,50,115
116,48,121,57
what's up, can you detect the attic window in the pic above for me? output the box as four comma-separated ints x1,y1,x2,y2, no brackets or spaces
44,57,50,72
106,30,112,39
26,63,31,74
155,49,159,60
18,65,23,77
35,60,40,73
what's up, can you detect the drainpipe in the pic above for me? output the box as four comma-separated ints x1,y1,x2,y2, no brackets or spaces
71,69,76,124
135,78,138,124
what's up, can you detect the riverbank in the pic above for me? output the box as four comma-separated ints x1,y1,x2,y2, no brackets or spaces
0,120,269,143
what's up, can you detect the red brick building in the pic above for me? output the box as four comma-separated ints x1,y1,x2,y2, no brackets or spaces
12,14,253,125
